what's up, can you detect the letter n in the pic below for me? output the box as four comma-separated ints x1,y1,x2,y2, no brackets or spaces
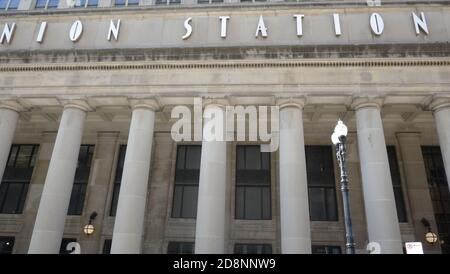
1,23,16,44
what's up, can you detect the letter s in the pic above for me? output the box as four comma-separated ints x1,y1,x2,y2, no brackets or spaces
182,17,193,40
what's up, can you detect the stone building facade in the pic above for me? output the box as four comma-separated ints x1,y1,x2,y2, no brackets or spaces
0,0,449,254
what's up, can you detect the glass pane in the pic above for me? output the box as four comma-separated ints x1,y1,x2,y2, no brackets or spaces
0,0,7,9
15,146,33,168
176,146,186,169
326,188,338,221
235,186,244,219
115,0,126,5
47,0,59,8
262,186,271,219
167,242,194,254
211,0,222,2
244,187,262,220
171,185,183,218
394,187,407,222
181,185,198,218
68,183,87,215
0,237,14,254
103,239,112,254
312,245,341,254
127,0,139,4
6,146,18,167
234,244,272,254
8,0,19,9
155,0,166,4
185,146,201,170
87,0,98,6
197,0,209,3
109,184,120,216
0,183,25,214
245,146,261,170
75,0,86,6
236,146,245,170
306,146,335,186
169,0,180,4
35,0,46,8
309,187,325,221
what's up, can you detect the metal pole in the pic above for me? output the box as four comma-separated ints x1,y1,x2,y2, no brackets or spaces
335,138,356,254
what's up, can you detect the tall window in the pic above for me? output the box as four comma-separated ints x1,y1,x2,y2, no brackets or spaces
0,236,14,254
67,145,94,216
155,0,180,5
59,238,77,254
114,0,138,6
110,145,126,216
167,242,194,254
387,146,407,222
235,146,271,220
0,0,19,10
234,244,272,254
305,146,338,221
74,0,98,8
35,0,59,9
422,146,450,254
172,145,201,218
240,0,266,2
312,245,342,254
0,145,38,214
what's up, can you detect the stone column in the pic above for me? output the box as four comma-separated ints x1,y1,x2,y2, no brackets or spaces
0,102,21,183
80,132,119,254
195,101,228,254
353,98,402,254
277,98,311,254
396,132,441,254
110,100,158,254
28,101,91,254
431,98,450,189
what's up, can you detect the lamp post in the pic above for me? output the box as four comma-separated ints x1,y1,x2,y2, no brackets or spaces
331,120,356,254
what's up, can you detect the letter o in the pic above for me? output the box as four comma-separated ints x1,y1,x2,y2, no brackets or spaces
370,13,384,36
69,20,83,42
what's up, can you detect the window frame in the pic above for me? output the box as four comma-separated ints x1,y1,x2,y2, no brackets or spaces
0,144,39,214
234,243,272,254
35,0,59,9
74,0,98,8
305,145,339,222
235,145,272,220
167,241,195,254
154,0,181,5
171,145,201,219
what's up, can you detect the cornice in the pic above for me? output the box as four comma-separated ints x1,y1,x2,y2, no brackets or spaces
1,58,450,72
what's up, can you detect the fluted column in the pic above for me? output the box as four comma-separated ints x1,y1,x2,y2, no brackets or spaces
0,101,22,184
111,100,158,254
277,98,311,254
28,100,91,254
431,97,450,189
195,100,228,254
353,98,402,254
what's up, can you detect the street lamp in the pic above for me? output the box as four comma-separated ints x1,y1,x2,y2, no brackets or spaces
331,120,356,254
83,211,97,236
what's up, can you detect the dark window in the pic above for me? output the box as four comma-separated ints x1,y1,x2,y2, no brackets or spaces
234,243,272,254
127,0,139,5
167,242,194,254
235,146,271,220
422,146,450,254
86,0,98,6
0,145,38,214
198,0,223,3
0,0,7,9
155,0,180,4
110,145,126,216
67,145,94,216
103,239,112,254
59,238,77,254
312,245,342,254
305,146,338,221
0,236,14,254
75,0,86,6
7,0,19,9
387,146,407,222
172,145,201,218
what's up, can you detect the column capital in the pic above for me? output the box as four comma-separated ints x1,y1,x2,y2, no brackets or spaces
351,97,384,111
0,99,27,112
202,97,229,109
275,97,306,110
129,98,160,111
60,99,93,112
429,96,450,112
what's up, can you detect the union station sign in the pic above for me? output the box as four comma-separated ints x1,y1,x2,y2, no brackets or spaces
0,7,448,51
